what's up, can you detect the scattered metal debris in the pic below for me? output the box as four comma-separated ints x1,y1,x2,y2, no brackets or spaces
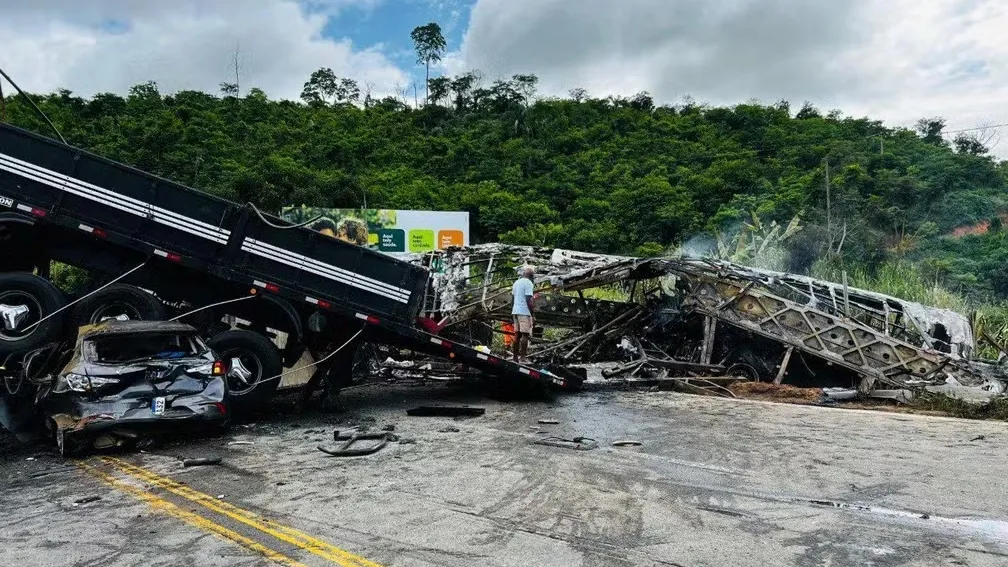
73,495,101,505
182,457,222,467
612,440,643,447
533,436,599,450
537,418,559,424
406,406,486,417
317,431,391,457
822,388,858,402
403,245,1007,403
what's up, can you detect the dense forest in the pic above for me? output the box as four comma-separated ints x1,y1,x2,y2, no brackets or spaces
2,64,1007,308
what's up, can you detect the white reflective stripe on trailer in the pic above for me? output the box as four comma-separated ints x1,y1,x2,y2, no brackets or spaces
243,238,411,301
241,240,410,304
0,152,231,244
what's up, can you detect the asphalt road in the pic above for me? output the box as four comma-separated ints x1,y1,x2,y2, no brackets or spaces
2,384,1007,567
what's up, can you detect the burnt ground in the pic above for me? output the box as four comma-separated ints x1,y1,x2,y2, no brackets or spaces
1,382,1007,567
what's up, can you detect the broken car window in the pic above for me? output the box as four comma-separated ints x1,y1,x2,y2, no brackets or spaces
87,333,206,364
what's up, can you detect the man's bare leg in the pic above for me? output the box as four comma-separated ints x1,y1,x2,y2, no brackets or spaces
518,333,529,362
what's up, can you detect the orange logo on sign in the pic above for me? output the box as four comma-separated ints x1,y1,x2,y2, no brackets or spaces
438,230,464,249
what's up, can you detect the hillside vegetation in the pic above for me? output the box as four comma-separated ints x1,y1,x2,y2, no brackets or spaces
3,77,1007,307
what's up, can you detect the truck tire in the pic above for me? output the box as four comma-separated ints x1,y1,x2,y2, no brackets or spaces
208,330,282,414
69,284,166,329
726,345,777,382
0,273,66,356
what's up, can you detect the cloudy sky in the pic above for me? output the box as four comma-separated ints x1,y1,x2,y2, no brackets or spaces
2,0,1006,156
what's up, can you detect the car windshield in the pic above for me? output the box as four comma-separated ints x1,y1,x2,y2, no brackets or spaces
87,333,206,363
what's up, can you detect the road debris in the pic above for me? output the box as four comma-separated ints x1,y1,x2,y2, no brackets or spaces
318,431,391,457
533,436,599,450
612,440,643,447
73,495,101,505
182,457,223,467
406,406,486,417
537,418,560,424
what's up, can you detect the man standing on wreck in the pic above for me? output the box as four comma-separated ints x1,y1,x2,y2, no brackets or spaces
511,266,535,363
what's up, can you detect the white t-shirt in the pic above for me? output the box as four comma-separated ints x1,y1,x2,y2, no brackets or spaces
512,278,533,315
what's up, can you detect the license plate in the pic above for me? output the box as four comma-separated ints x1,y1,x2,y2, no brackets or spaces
152,397,166,416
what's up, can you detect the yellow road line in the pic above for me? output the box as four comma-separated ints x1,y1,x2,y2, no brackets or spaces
77,462,307,567
103,457,383,567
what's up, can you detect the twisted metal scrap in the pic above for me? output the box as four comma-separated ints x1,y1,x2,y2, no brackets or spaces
410,245,1005,392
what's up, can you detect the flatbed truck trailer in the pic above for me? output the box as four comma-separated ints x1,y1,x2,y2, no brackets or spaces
0,122,564,422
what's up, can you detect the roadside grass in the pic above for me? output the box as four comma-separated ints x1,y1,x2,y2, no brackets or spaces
810,259,970,312
811,258,1008,359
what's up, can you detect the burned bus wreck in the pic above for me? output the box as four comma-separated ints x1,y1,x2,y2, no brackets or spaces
406,245,1008,400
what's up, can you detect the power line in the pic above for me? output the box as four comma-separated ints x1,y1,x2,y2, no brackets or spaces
942,123,1008,135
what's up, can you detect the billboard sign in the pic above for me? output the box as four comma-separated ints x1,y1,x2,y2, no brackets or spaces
280,207,469,255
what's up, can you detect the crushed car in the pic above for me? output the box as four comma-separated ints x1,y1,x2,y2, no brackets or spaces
12,320,229,455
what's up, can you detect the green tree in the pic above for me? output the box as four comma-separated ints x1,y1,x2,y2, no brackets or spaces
301,68,338,106
449,72,478,111
954,132,988,155
916,117,946,145
410,22,447,105
334,78,360,105
428,76,451,107
511,74,538,107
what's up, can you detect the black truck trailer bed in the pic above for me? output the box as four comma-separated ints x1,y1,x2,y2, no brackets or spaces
0,123,565,390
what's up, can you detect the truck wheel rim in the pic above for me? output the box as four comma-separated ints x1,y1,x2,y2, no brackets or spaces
727,363,761,382
0,291,43,341
89,301,143,323
223,350,262,395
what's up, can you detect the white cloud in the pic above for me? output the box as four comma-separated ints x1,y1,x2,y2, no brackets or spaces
458,0,1008,157
0,0,407,101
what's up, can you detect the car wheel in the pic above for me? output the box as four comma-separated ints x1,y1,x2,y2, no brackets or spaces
726,346,776,382
69,284,166,330
207,330,282,415
0,273,66,356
